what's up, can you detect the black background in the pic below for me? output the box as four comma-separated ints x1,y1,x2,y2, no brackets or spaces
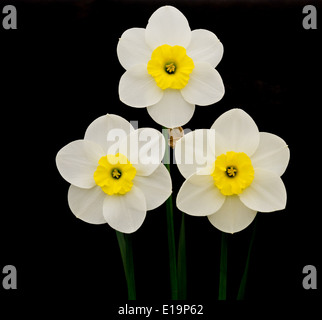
1,0,321,315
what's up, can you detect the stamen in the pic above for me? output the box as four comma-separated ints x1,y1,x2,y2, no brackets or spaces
165,62,176,74
226,166,237,177
112,168,121,179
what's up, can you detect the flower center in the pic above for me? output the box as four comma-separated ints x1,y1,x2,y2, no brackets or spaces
165,62,176,74
93,153,136,195
112,168,122,179
147,44,194,90
226,166,237,177
211,151,254,196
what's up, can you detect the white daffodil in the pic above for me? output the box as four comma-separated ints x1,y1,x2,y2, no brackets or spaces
175,109,290,233
56,114,172,234
117,5,224,128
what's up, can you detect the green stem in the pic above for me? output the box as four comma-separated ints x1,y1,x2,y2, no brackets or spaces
166,193,178,300
178,212,187,299
237,218,257,300
116,231,136,300
218,232,228,300
163,127,178,300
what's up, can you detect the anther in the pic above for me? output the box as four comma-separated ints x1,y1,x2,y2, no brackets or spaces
226,166,237,177
112,168,121,179
165,62,176,74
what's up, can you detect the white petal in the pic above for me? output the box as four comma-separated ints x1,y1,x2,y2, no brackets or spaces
251,132,290,176
145,6,191,50
119,64,163,108
175,129,216,179
103,186,147,233
68,185,106,224
208,195,257,233
211,108,260,157
56,139,104,188
147,89,195,128
133,164,172,210
118,128,165,176
239,168,287,212
180,62,224,106
84,114,134,154
176,173,225,216
117,28,152,70
186,29,224,68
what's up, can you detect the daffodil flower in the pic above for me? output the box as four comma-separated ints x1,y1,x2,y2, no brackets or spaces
56,114,172,233
175,109,290,233
117,5,224,128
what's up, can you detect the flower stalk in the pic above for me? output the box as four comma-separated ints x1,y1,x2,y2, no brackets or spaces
116,231,136,300
218,232,228,300
163,127,178,300
237,218,257,300
165,193,178,300
178,212,187,299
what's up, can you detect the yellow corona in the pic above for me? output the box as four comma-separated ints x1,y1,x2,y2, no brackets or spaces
94,153,136,195
211,151,255,196
147,44,194,90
